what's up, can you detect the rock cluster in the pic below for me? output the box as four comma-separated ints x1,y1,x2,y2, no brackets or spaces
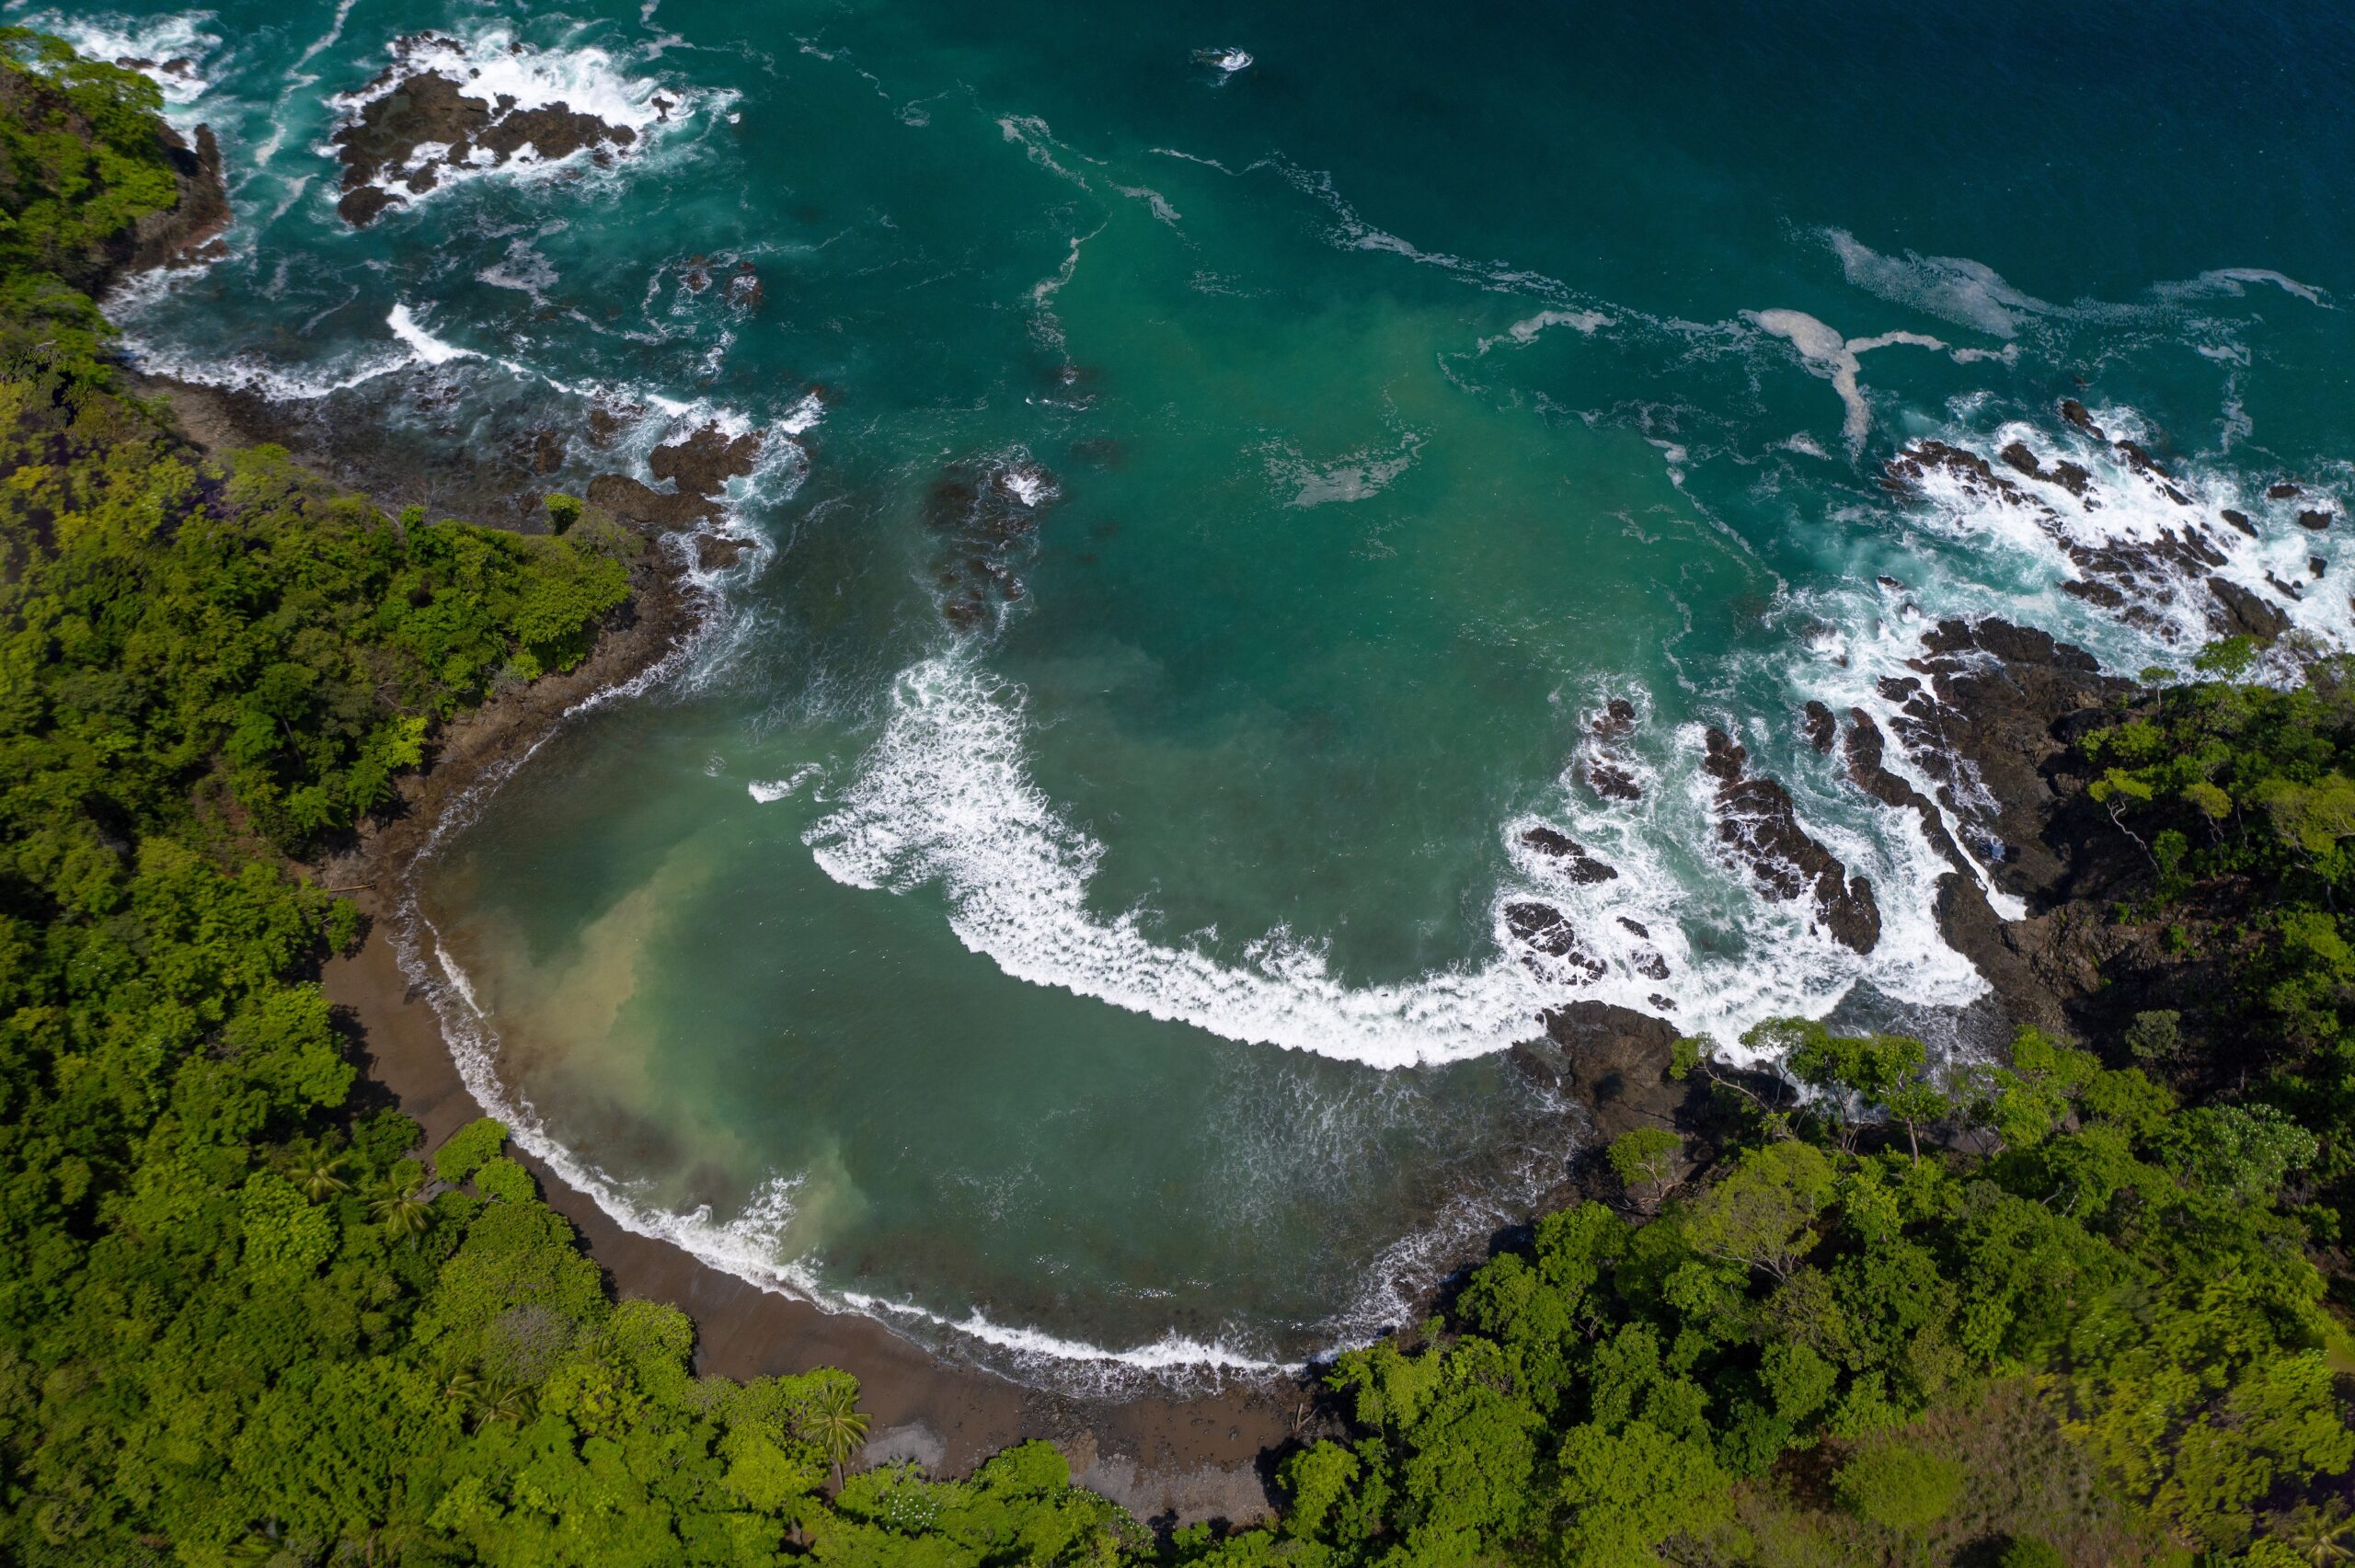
331,39,643,227
1702,728,1880,954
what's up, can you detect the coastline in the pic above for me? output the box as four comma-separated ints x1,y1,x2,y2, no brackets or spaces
133,338,2156,1530
113,378,1313,1523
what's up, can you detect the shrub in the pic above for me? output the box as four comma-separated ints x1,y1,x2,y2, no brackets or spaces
431,1116,509,1183
1832,1441,1964,1530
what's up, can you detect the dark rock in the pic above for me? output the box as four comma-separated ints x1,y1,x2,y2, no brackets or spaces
1802,700,1836,753
2059,398,2105,439
338,186,397,226
2268,481,2303,499
1616,917,1650,939
2113,438,2173,482
2206,578,2289,644
329,40,649,227
1518,826,1619,884
1503,902,1605,982
2298,509,2333,532
2314,556,2328,579
2266,572,2305,603
585,473,710,531
921,457,1056,629
2220,508,2256,537
1703,728,1879,954
1999,440,2094,500
695,534,747,571
649,424,762,498
121,124,233,272
1577,699,1644,802
1584,763,1643,802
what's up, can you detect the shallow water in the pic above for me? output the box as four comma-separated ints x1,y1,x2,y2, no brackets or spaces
65,0,2354,1383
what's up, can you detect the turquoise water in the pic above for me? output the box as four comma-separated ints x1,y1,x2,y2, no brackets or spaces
66,0,2354,1383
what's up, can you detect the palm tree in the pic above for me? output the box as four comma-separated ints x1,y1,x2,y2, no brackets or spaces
439,1368,482,1407
802,1382,870,1487
295,1152,349,1203
371,1178,433,1242
468,1377,535,1430
2281,1505,2355,1568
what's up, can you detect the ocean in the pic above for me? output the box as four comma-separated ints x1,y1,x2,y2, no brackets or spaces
60,0,2353,1388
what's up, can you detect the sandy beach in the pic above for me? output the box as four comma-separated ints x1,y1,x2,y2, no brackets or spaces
272,464,1307,1526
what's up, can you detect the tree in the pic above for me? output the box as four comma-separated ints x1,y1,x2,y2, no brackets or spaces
1681,1140,1835,1282
800,1379,871,1487
370,1176,435,1242
1605,1127,1683,1212
2278,1505,2355,1568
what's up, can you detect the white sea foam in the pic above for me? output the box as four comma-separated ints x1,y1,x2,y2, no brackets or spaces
1192,47,1254,75
386,302,478,366
1747,309,1949,448
839,1292,1294,1380
749,764,824,804
2156,268,2331,308
18,10,219,113
1824,228,2061,338
802,655,1993,1068
1268,432,1422,508
1488,308,1612,349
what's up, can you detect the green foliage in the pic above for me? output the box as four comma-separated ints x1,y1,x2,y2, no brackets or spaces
435,1116,511,1184
1832,1440,1963,1529
545,492,583,534
1997,1535,2067,1568
474,1154,537,1204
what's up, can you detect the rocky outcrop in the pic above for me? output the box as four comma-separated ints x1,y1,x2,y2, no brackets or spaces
1518,826,1619,884
1880,408,2290,646
1577,698,1645,803
1504,903,1606,982
121,123,232,274
586,424,762,532
1702,728,1880,954
331,38,643,227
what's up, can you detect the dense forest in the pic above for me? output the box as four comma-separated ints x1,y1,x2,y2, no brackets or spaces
0,29,2346,1567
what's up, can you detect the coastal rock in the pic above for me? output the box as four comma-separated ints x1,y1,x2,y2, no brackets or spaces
1998,440,2094,501
649,424,762,498
2298,509,2333,532
1518,826,1619,884
2208,577,2290,643
586,473,710,531
695,533,747,572
330,37,645,227
587,424,762,532
2220,508,2256,537
2268,481,2303,500
1503,902,1606,982
1577,698,1646,803
121,123,233,274
1702,727,1879,953
2059,398,2105,440
1801,700,1837,753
